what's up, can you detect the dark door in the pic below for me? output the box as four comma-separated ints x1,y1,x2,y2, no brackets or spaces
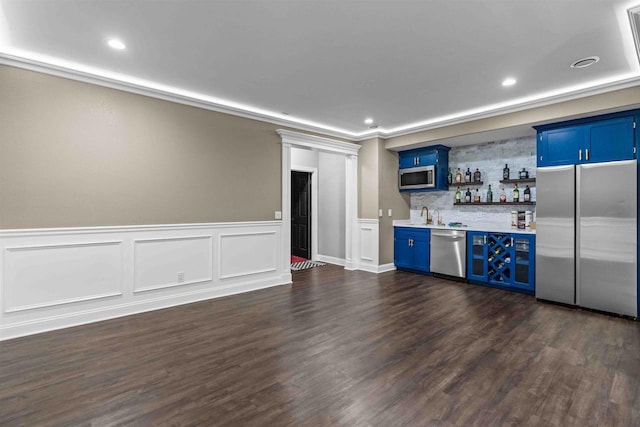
291,171,311,259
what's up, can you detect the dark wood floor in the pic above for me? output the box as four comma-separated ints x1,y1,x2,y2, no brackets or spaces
2,265,640,426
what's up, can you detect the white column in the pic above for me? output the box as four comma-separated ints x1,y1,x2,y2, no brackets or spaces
344,154,358,270
281,142,293,282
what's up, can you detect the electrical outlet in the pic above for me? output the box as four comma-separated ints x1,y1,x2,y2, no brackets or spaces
275,211,282,220
388,209,393,217
177,272,185,283
378,209,383,217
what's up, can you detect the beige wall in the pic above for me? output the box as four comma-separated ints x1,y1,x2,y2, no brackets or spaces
0,65,289,229
357,137,409,265
357,138,379,219
377,143,409,265
385,86,640,150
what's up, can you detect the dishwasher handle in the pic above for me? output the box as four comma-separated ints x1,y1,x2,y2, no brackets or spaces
431,230,466,239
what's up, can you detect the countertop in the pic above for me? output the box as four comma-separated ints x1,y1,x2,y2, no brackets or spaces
393,219,536,234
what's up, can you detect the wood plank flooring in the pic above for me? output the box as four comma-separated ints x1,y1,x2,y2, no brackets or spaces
1,264,640,426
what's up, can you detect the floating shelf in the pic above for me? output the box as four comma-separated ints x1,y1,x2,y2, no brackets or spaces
454,201,536,206
500,178,536,184
449,181,483,187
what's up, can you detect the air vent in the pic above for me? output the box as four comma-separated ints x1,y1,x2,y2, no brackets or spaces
570,56,599,69
628,5,640,65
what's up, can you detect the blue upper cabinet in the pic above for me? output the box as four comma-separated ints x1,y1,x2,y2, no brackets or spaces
537,125,585,167
398,145,450,192
586,116,635,163
535,111,637,167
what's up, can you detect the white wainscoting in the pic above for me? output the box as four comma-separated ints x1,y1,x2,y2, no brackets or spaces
0,221,288,341
318,219,395,273
352,219,395,274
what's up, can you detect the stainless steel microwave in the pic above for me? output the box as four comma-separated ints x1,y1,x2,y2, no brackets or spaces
398,165,436,190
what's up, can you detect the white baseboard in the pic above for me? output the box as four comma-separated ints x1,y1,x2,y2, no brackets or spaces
317,254,345,266
317,254,395,274
0,221,287,341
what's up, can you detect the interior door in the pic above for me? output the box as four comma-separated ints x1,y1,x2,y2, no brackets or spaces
291,171,311,259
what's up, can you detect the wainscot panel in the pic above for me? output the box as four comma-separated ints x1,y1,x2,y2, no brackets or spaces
0,221,287,341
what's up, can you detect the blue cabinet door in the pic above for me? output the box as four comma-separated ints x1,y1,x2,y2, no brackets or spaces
412,231,431,273
399,154,416,169
511,234,535,291
394,230,413,270
586,116,635,163
394,227,430,273
537,126,584,167
467,231,488,281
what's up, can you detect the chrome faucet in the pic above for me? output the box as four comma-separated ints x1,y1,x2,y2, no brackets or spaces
432,209,443,226
420,206,432,225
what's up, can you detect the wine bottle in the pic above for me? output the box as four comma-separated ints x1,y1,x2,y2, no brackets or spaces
503,163,510,180
448,168,453,185
455,187,462,203
486,184,493,203
513,183,519,202
455,168,462,183
465,168,472,183
473,168,481,183
465,188,472,203
474,189,481,203
524,185,531,202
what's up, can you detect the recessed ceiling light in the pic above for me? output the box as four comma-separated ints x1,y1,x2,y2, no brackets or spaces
570,56,600,69
364,117,374,125
502,77,517,87
106,38,126,50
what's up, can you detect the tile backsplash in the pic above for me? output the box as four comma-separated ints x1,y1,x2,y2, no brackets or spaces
410,136,536,226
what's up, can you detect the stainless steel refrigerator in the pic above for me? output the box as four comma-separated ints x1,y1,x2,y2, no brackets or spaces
536,160,637,317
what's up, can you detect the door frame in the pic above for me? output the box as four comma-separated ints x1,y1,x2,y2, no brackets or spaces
291,166,318,261
278,129,361,278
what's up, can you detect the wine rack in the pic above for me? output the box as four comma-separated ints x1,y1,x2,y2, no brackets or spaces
467,231,535,293
487,234,512,284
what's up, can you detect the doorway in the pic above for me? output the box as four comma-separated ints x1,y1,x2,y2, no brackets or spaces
291,171,311,260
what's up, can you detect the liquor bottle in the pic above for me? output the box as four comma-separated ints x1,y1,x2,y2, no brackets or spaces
465,188,472,203
513,183,519,202
455,168,463,183
503,164,510,180
524,185,531,202
519,168,528,179
473,168,481,183
465,168,472,183
499,186,507,202
448,168,453,185
486,184,493,203
474,189,481,203
455,187,462,203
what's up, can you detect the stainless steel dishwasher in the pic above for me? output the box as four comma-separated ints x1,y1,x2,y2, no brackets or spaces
430,229,467,278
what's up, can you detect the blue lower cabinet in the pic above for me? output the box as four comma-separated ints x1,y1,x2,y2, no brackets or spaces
466,231,535,293
394,227,430,273
511,234,535,291
467,231,488,281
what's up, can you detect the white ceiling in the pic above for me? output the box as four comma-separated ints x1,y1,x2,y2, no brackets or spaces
1,0,640,140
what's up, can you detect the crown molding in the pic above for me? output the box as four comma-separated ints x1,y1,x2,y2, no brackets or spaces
277,129,361,155
0,52,360,141
357,74,640,141
3,52,640,144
